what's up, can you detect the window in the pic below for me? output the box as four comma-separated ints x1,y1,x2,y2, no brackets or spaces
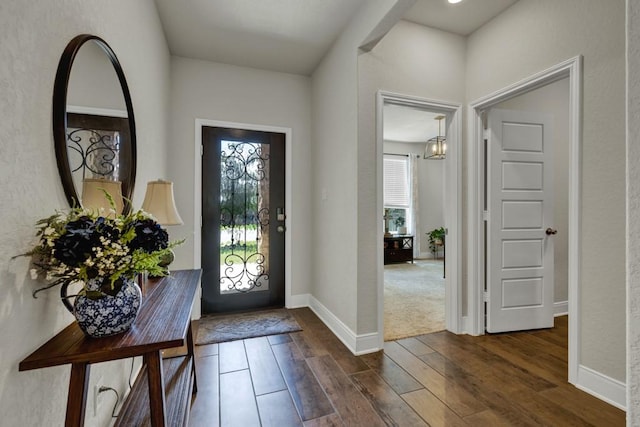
383,155,410,233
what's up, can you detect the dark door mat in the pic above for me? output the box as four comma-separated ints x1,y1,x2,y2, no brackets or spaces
196,309,302,345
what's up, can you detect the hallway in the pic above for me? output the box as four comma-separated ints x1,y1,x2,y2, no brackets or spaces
188,309,624,426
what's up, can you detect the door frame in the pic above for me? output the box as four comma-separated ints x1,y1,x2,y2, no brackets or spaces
468,56,582,385
194,119,293,313
376,91,463,345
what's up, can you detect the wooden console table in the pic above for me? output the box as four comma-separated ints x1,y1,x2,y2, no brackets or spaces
384,235,414,264
19,269,201,427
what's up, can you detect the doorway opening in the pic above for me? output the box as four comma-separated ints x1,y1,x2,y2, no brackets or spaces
468,56,581,384
376,91,462,346
193,119,292,316
201,126,286,314
382,106,447,340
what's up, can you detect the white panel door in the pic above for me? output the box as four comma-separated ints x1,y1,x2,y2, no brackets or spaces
487,109,554,333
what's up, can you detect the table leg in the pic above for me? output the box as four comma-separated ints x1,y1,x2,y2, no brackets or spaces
66,362,90,427
186,321,198,393
145,351,167,427
443,239,446,279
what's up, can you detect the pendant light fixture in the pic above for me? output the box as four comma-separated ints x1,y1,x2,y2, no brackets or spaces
424,115,447,160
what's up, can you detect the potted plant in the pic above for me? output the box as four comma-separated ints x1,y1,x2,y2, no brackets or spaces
427,227,446,258
17,193,183,337
395,216,407,235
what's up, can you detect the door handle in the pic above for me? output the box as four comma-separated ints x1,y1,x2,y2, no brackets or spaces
545,228,558,235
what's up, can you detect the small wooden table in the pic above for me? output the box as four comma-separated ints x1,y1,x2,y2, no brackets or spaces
19,269,201,427
384,235,414,265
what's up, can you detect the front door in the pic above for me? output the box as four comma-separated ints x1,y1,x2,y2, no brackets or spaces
486,108,555,332
202,126,286,314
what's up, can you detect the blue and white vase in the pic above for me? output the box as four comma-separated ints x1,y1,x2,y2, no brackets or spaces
67,277,142,338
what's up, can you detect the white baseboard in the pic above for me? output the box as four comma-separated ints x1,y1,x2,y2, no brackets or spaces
307,296,381,355
461,316,472,335
287,293,310,309
418,252,442,260
554,300,568,316
575,364,626,411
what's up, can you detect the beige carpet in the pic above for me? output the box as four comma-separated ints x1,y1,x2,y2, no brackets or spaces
384,259,445,341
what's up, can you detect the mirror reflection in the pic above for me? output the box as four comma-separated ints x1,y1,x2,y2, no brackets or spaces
53,35,136,213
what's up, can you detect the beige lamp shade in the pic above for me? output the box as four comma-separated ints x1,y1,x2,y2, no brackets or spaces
141,180,183,226
81,179,124,214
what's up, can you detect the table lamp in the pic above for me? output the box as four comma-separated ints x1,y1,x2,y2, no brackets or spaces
141,180,183,271
81,178,124,216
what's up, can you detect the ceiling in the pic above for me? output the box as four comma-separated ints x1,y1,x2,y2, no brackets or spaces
383,104,443,144
403,0,518,36
154,0,517,76
153,0,369,75
153,0,518,141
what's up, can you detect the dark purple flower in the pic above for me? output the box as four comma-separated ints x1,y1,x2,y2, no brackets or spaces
53,216,99,266
53,216,122,267
128,219,168,253
94,216,120,242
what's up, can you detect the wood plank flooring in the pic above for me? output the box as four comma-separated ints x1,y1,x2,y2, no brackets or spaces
188,308,624,426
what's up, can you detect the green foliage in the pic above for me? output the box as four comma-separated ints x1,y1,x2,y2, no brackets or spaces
385,208,406,232
18,199,184,299
427,227,446,257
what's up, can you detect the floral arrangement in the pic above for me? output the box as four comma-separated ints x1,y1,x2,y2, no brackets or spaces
21,196,183,299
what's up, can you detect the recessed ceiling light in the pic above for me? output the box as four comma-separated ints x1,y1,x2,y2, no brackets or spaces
448,0,463,4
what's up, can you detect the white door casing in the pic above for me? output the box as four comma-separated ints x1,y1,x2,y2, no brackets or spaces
376,91,463,348
469,56,581,385
487,108,554,333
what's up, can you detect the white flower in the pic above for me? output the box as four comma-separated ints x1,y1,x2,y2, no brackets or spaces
30,269,38,280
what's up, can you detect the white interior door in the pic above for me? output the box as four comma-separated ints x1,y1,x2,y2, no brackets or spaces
487,108,554,333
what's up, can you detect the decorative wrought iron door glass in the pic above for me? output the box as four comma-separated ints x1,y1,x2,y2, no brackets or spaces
67,127,121,190
219,140,271,294
64,113,133,210
202,126,285,314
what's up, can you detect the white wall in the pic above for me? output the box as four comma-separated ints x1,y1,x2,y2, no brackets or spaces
496,78,570,304
467,0,626,385
167,57,313,301
357,2,626,392
357,20,466,334
0,1,171,426
311,0,408,339
384,141,445,256
627,1,640,422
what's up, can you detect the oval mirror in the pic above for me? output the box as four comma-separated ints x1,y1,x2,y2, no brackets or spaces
53,34,136,214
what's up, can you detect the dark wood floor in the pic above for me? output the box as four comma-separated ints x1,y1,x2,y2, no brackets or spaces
188,308,625,426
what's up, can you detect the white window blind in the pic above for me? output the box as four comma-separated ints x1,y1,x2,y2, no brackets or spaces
384,156,409,207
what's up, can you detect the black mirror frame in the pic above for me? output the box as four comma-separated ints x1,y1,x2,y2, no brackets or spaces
53,34,137,213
